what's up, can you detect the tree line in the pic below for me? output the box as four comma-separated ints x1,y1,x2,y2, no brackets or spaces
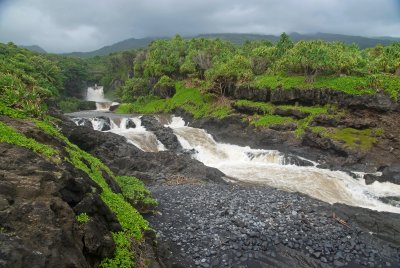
91,33,400,102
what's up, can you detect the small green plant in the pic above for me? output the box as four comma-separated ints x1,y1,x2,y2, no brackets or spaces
115,176,158,209
76,213,90,224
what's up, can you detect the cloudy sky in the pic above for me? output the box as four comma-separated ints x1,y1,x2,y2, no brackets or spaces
0,0,399,53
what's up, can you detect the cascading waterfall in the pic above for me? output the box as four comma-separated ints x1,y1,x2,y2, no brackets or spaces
73,115,166,152
108,117,166,152
163,116,400,214
72,113,400,213
86,85,116,110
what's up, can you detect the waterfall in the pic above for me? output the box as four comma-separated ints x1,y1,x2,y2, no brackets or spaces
71,113,400,213
164,116,400,214
86,85,116,111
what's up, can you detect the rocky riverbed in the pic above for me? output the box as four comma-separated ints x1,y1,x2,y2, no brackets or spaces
62,111,400,267
148,183,400,268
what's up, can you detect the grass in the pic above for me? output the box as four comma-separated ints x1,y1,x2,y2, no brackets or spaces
0,121,59,161
253,74,400,98
235,99,331,136
252,114,294,127
116,82,232,119
234,99,274,114
311,126,384,151
0,102,27,119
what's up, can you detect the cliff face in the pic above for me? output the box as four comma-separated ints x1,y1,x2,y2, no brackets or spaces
0,117,119,267
231,86,400,112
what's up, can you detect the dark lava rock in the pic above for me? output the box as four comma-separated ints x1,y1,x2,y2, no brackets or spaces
140,115,182,152
378,196,400,207
92,116,111,131
231,102,265,115
109,103,120,112
310,114,376,130
364,174,381,185
125,118,136,129
282,154,314,166
269,123,298,132
273,107,310,119
0,141,117,267
382,165,400,185
72,117,93,129
60,118,226,185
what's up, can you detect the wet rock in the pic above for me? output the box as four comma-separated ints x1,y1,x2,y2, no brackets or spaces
282,154,314,167
72,117,93,128
381,165,400,185
60,118,226,185
364,174,381,185
109,103,120,112
141,115,182,152
92,116,111,131
125,118,136,129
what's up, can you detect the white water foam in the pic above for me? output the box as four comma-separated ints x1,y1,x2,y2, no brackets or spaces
165,116,400,213
106,116,166,152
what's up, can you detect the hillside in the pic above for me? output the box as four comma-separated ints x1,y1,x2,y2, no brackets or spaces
19,45,47,53
63,37,162,58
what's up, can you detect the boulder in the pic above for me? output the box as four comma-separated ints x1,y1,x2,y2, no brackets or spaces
125,119,136,129
140,115,182,152
92,116,111,131
382,165,400,185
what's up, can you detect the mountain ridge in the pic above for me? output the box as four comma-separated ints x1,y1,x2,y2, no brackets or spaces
20,32,400,57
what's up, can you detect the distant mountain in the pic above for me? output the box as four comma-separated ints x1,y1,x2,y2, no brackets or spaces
62,32,400,58
63,37,164,58
19,45,47,53
376,36,400,42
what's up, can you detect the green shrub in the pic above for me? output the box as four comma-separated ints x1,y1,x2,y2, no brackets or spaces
115,176,158,209
76,213,90,224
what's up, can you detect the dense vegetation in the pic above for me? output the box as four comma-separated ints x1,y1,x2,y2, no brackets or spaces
99,34,399,151
0,43,155,267
95,33,400,104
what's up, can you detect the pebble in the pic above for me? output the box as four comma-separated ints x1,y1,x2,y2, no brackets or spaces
148,184,399,267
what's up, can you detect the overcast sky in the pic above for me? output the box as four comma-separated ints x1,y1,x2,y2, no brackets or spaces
0,0,399,53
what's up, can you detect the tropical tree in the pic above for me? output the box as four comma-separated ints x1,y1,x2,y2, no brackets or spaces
119,77,149,102
278,40,328,82
205,55,253,96
370,43,400,75
275,32,293,58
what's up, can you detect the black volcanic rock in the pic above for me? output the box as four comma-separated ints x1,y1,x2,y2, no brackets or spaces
60,118,226,185
140,115,183,152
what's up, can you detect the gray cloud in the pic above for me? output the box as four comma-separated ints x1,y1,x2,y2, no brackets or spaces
0,0,399,53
